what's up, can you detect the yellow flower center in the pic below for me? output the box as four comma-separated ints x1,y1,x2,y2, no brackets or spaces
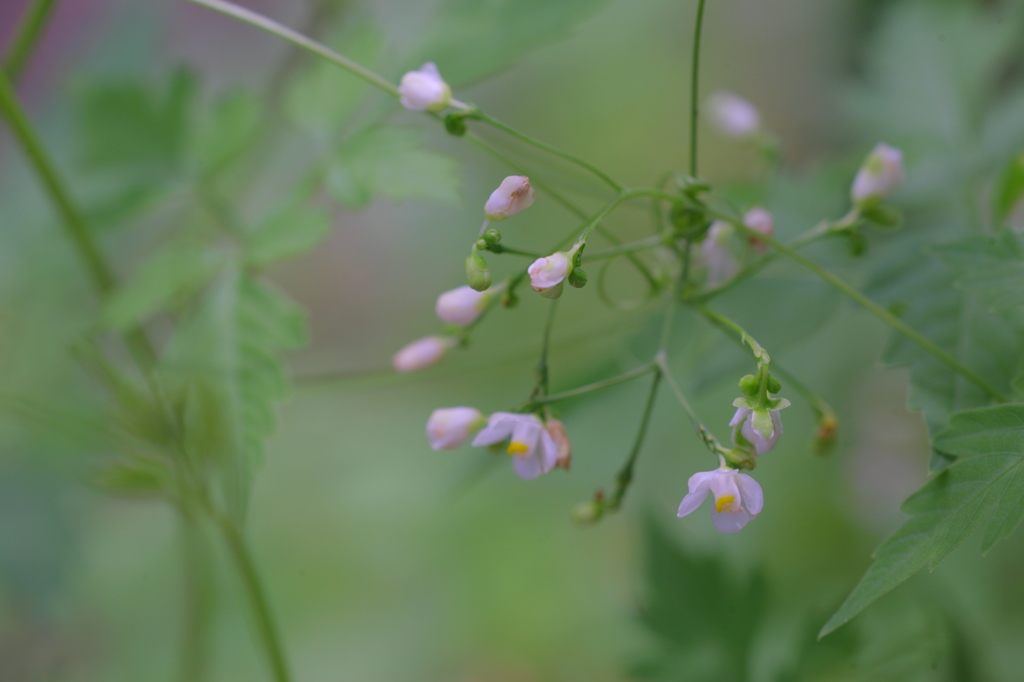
507,441,530,457
715,495,737,513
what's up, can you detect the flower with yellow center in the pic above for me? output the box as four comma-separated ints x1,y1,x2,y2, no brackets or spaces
676,467,764,534
471,412,559,480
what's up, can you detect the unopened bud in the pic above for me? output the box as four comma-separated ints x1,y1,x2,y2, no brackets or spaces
392,335,454,373
743,207,774,253
398,62,452,112
465,249,492,291
706,91,761,138
766,375,782,394
484,176,535,221
567,268,588,288
738,374,760,396
851,143,905,208
528,246,577,298
572,500,603,524
436,285,494,327
482,228,502,248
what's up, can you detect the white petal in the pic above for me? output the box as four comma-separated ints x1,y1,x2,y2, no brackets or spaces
471,412,519,447
711,507,752,534
512,453,544,480
729,407,750,428
676,471,715,517
736,474,763,515
538,429,559,474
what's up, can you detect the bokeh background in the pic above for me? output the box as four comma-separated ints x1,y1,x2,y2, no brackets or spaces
2,0,1024,680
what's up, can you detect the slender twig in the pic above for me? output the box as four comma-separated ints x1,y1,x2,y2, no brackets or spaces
218,517,291,682
586,235,664,260
531,300,559,400
531,363,657,405
689,0,708,175
605,372,662,510
179,514,215,682
2,0,60,82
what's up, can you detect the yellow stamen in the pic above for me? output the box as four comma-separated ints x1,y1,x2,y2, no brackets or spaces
715,495,736,513
507,441,529,456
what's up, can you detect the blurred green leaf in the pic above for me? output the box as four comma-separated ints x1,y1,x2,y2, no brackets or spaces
932,229,1024,313
326,127,460,206
285,25,383,139
634,519,764,680
194,90,262,173
407,0,610,87
245,204,334,267
102,243,225,332
993,153,1024,226
160,268,307,519
821,404,1024,637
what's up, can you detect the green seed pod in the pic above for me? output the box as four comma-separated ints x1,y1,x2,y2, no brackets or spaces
444,113,467,136
767,375,782,394
568,268,588,288
465,249,492,291
738,374,760,396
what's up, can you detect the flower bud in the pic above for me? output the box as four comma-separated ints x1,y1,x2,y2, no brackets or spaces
706,91,761,138
481,228,502,248
701,221,737,287
392,335,454,373
484,176,535,221
851,143,905,208
436,285,494,327
738,374,760,396
426,407,485,450
567,268,588,288
545,419,572,470
398,62,452,112
743,207,773,253
572,500,603,524
465,249,492,291
528,246,577,298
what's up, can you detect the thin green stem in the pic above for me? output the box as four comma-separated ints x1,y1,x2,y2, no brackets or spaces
696,304,768,365
689,0,708,175
187,0,399,97
531,299,559,400
606,371,662,510
218,517,291,682
532,362,657,405
586,235,664,261
488,245,542,259
728,219,1008,402
179,514,214,682
3,0,60,82
474,111,624,193
0,70,115,293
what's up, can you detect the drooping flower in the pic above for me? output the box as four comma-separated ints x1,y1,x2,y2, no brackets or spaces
435,285,495,327
426,407,486,450
701,221,737,287
743,207,774,253
706,91,761,138
730,398,790,456
851,143,905,208
398,62,452,112
677,467,764,534
484,176,535,221
392,335,455,373
471,412,559,480
528,244,579,299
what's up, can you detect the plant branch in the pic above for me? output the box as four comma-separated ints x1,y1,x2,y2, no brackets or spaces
689,0,708,175
531,362,657,405
3,0,60,81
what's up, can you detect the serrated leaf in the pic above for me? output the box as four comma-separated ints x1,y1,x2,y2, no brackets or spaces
932,229,1024,312
75,68,196,180
821,404,1024,637
406,0,610,87
245,205,334,267
285,25,383,138
102,244,225,332
326,127,460,206
160,268,307,519
194,90,261,173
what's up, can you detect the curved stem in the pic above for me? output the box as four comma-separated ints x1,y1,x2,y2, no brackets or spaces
474,111,624,192
727,219,1008,402
606,371,662,510
187,0,399,97
531,300,559,400
689,0,708,175
531,363,656,405
218,517,291,682
3,0,60,81
586,235,664,261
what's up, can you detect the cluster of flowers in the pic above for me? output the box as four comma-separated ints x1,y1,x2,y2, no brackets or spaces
392,66,906,534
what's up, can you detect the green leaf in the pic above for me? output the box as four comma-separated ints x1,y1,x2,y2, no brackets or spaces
102,243,225,332
194,90,262,173
993,152,1024,226
820,404,1024,638
406,0,610,87
160,268,307,519
75,68,197,180
932,229,1024,313
285,25,383,138
326,127,460,206
245,205,334,267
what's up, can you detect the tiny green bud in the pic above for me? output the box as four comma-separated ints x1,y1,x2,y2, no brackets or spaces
444,112,468,136
738,374,760,396
767,375,782,394
571,500,603,524
475,238,488,250
482,228,502,247
465,249,491,291
568,268,588,288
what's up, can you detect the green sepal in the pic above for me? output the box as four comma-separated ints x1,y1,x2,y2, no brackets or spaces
861,204,903,229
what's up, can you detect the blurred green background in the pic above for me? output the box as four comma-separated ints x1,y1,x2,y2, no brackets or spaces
2,0,1024,680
